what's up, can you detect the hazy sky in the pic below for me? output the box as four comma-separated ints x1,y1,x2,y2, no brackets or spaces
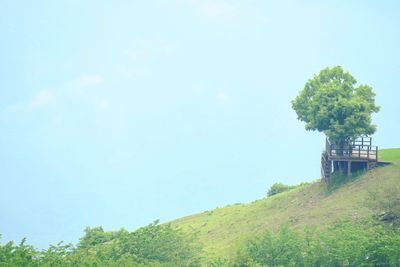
1,0,399,248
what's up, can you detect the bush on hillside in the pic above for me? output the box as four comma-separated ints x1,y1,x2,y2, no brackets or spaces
267,182,295,197
236,222,400,267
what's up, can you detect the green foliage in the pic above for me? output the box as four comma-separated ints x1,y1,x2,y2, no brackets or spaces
77,226,112,250
38,242,74,266
207,257,233,267
3,221,400,266
237,221,400,267
239,225,303,266
109,221,200,265
0,237,38,267
292,66,379,143
0,221,201,266
267,182,295,197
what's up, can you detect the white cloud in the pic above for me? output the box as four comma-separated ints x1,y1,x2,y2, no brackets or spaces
78,75,105,86
189,0,238,18
30,90,56,109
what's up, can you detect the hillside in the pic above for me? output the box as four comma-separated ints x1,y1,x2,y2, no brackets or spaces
171,148,400,260
1,149,398,266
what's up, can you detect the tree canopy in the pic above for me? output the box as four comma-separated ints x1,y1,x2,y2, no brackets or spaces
292,66,379,143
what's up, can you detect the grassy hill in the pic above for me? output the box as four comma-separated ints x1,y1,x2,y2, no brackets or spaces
1,149,398,266
171,148,400,260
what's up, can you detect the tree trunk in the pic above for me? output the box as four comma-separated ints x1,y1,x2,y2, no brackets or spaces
333,139,350,176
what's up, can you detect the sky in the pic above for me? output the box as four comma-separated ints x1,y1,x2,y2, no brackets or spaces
1,0,399,248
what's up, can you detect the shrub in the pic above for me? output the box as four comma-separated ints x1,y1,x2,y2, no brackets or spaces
267,183,295,197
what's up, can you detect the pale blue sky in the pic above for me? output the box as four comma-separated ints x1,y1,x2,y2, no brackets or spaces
1,0,399,248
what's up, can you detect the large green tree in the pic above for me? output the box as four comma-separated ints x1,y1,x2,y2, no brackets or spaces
292,66,379,147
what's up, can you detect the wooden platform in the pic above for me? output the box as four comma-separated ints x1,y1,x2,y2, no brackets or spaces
321,137,378,186
330,149,377,161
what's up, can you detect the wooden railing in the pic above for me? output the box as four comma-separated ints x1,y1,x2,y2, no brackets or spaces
325,138,378,161
352,136,372,147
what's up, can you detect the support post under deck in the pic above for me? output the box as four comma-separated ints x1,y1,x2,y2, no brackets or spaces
347,161,352,176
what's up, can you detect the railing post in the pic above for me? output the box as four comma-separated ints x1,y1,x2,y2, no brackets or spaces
326,138,328,154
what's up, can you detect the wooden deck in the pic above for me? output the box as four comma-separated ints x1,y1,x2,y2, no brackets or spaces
329,149,377,161
321,137,378,186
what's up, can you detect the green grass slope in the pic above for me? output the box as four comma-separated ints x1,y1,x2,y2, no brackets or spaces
171,148,400,260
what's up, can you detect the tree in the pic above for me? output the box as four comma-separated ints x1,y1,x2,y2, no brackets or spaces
292,66,379,148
